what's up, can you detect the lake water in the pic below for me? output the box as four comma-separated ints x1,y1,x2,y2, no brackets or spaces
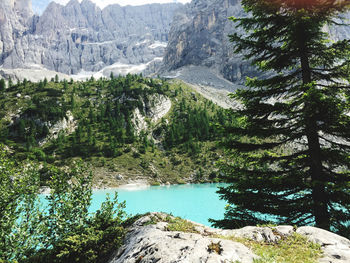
91,183,227,226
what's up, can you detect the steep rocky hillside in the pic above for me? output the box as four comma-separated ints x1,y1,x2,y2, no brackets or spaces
161,0,255,84
0,0,181,78
0,0,34,63
161,0,350,85
0,75,233,187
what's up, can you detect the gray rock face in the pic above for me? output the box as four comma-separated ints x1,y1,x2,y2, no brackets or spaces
221,225,295,243
109,213,350,263
38,110,77,146
162,0,254,84
0,0,34,63
110,213,258,263
162,0,350,84
0,0,181,76
132,93,171,135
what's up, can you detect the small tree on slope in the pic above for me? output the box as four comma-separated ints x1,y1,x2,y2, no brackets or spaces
211,0,350,237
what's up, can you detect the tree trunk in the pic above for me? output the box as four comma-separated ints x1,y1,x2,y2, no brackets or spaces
299,32,330,230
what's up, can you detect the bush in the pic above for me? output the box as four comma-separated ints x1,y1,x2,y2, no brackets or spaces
32,148,46,161
132,151,140,158
27,194,127,263
0,147,128,263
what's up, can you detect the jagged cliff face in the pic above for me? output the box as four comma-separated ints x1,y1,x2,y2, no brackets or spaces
2,0,349,82
162,0,350,84
0,0,181,75
0,0,34,63
162,0,252,83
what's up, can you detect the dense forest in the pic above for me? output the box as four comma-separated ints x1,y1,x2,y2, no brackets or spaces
0,74,233,187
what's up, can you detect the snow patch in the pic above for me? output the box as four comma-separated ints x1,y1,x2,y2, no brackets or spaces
135,39,150,46
84,40,115,46
149,41,167,49
72,57,164,80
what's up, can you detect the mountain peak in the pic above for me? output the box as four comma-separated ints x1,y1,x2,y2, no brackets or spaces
66,0,81,7
80,0,99,10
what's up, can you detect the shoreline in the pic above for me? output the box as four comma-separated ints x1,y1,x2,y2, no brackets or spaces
94,179,151,191
40,181,225,194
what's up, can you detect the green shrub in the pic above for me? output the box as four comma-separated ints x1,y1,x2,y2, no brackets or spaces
0,147,128,263
165,216,199,233
32,148,46,161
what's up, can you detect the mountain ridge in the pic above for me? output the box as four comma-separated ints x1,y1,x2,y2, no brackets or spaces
0,0,182,77
2,0,350,89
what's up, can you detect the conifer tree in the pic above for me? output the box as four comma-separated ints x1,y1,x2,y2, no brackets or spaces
213,0,350,235
8,77,12,89
0,79,5,92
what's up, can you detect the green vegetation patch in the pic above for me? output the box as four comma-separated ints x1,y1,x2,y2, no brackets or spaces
0,146,128,263
223,233,322,263
165,216,199,233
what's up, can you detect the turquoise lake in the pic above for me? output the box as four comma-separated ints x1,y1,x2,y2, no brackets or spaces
90,183,227,226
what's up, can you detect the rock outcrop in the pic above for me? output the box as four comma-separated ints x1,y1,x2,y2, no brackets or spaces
296,227,350,263
110,213,258,263
109,213,350,263
38,110,77,146
0,0,181,78
132,93,171,135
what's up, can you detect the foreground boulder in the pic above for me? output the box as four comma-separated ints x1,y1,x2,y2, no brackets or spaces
296,227,350,263
109,213,350,263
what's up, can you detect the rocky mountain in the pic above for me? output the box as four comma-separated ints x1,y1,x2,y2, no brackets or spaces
0,0,34,63
161,0,350,84
161,0,253,84
2,0,349,85
0,0,181,78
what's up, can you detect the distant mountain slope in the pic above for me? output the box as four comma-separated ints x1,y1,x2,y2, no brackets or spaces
0,0,181,77
161,0,350,84
161,0,253,84
0,0,34,63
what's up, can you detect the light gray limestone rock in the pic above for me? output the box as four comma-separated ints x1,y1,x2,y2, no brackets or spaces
38,110,77,146
221,225,295,243
161,0,255,84
132,94,171,135
161,0,350,85
108,213,350,263
109,213,258,263
0,0,181,78
144,93,172,123
297,226,350,263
